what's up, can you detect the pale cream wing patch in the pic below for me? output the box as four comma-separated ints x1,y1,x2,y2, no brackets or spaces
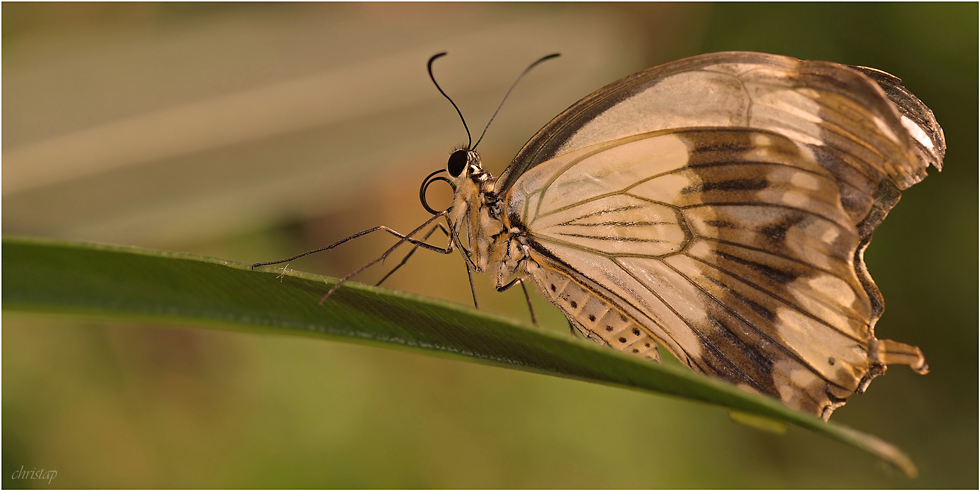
506,127,922,418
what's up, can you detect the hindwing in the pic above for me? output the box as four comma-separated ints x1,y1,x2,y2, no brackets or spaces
504,127,928,419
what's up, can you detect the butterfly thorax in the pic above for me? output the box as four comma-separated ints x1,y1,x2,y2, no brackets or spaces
443,151,536,293
446,151,507,274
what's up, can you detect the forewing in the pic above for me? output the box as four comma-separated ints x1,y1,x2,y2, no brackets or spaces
507,128,926,418
497,52,945,202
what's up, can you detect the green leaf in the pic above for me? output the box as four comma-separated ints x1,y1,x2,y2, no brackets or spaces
2,236,917,477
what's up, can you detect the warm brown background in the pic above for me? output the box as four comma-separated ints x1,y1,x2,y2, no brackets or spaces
4,3,976,487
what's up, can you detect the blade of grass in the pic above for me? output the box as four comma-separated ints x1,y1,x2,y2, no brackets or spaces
2,236,917,477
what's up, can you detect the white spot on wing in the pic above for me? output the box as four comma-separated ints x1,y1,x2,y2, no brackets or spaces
901,115,935,150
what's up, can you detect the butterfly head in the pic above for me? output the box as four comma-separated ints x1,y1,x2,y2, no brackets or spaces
445,148,495,211
418,148,493,216
446,148,487,181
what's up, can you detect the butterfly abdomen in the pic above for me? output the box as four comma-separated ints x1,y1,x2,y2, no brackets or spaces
526,261,662,363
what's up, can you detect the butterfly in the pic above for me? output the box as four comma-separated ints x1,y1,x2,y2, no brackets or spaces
257,51,945,421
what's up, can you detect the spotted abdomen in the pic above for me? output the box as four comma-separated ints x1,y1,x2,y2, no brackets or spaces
528,261,662,363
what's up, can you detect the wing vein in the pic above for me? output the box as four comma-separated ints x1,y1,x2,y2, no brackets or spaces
685,250,866,341
532,235,665,259
606,258,773,394
677,201,849,230
696,235,849,280
534,160,834,220
554,233,669,243
670,255,857,389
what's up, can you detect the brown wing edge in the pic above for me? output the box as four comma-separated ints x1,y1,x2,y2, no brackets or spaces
850,65,947,177
842,67,942,397
849,180,931,399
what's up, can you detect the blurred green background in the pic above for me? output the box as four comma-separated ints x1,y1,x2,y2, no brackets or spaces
3,3,976,488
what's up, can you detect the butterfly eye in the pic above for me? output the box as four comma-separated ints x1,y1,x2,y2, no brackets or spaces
447,150,468,177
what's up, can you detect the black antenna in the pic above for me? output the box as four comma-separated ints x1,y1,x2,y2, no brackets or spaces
472,53,560,150
428,52,472,149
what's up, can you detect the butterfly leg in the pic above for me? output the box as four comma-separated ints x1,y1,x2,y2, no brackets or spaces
251,213,453,271
375,223,450,286
464,265,480,309
360,215,483,311
519,279,536,325
251,213,455,304
315,213,457,304
495,277,537,325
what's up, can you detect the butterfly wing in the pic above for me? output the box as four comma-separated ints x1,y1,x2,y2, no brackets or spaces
497,51,944,194
497,52,943,419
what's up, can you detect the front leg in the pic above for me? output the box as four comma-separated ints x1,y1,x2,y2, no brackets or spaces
496,277,537,326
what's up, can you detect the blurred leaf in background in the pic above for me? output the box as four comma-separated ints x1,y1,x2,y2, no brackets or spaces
3,3,976,488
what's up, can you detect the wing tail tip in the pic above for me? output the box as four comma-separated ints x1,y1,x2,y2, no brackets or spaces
870,338,930,375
